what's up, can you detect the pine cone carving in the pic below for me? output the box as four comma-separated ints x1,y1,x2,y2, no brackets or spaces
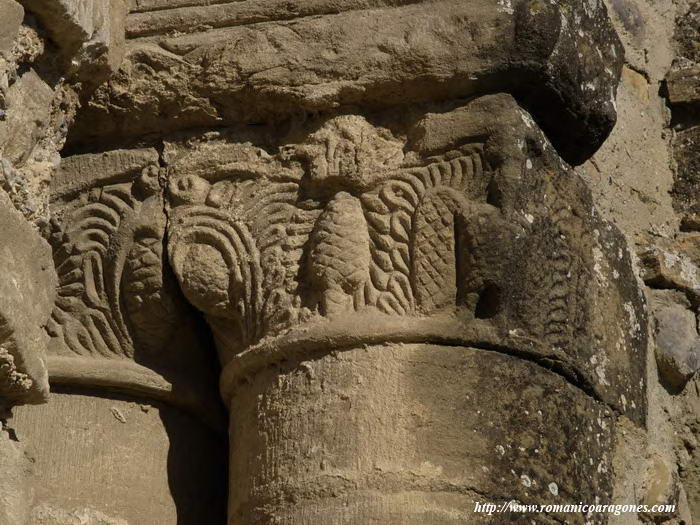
308,192,371,316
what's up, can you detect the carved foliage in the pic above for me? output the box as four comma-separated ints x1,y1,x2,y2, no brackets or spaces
167,126,498,350
361,148,493,316
308,192,371,316
168,175,319,345
47,166,179,359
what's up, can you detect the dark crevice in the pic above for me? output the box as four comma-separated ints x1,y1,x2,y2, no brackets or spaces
0,405,20,441
153,144,229,524
4,422,20,442
474,285,501,319
670,103,700,131
625,62,651,83
659,79,700,130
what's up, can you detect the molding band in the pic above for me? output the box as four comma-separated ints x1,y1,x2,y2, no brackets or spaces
219,315,598,406
48,356,227,432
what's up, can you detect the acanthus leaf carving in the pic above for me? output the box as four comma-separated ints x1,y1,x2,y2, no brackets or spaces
46,159,186,360
165,120,503,358
46,97,648,426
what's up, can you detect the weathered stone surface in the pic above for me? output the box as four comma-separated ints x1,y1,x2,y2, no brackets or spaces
53,147,159,197
45,147,224,429
0,1,128,228
667,1,700,224
19,0,97,49
672,125,700,220
0,191,55,405
68,0,624,165
32,504,130,525
667,67,700,107
5,0,698,523
640,455,680,522
149,91,646,521
654,301,700,391
679,386,700,523
0,426,33,525
0,70,53,165
674,1,700,68
229,343,613,524
640,234,700,305
164,95,647,425
0,0,23,55
41,86,650,522
18,0,127,83
650,3,700,523
0,2,138,523
12,391,228,525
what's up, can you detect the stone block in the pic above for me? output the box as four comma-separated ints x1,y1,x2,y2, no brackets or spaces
640,235,700,305
0,0,24,55
0,190,55,405
654,302,700,391
69,0,624,164
12,391,227,524
0,427,33,525
0,69,53,166
19,0,126,82
667,67,700,106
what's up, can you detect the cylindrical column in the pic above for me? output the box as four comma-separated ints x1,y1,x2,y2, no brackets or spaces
12,383,228,524
226,343,613,524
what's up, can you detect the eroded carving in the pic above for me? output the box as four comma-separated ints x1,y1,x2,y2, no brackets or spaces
0,191,55,405
166,126,507,361
4,0,678,521
47,165,164,358
38,90,652,523
162,95,647,431
45,150,221,424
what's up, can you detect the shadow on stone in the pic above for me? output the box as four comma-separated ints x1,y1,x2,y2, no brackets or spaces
11,387,229,525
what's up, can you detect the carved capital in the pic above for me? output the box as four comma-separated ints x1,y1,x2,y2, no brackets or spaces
46,148,223,427
163,94,647,424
